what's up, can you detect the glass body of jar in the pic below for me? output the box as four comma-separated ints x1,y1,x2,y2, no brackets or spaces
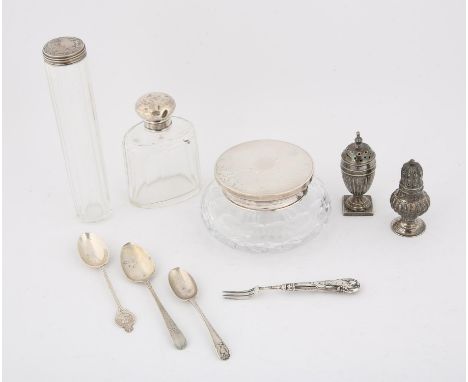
44,43,111,222
123,117,201,207
201,177,331,253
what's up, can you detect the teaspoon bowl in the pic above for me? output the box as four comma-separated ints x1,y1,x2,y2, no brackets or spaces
168,267,198,300
77,232,109,268
121,242,155,283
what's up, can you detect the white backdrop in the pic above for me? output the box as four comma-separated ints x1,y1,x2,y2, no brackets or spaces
3,0,465,381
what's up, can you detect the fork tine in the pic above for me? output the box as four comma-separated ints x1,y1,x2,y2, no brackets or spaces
222,294,252,300
222,292,254,299
223,293,253,297
222,288,255,299
222,288,254,294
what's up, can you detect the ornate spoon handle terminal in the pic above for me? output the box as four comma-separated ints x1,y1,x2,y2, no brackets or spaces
190,299,230,360
102,268,136,332
146,281,187,350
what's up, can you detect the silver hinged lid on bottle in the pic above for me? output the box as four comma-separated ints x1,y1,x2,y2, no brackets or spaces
42,37,87,66
214,140,314,211
135,92,176,131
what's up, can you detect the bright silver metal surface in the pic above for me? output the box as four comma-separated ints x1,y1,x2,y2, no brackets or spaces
223,278,360,299
390,159,430,237
135,92,176,130
121,243,187,349
43,37,87,66
215,140,314,211
168,267,230,360
77,233,136,333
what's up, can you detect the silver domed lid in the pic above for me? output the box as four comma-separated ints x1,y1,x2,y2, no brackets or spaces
399,159,424,192
42,37,87,66
135,92,176,130
215,140,314,211
341,131,375,164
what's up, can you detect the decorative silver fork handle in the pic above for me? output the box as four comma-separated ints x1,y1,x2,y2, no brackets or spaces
223,278,360,299
265,278,360,293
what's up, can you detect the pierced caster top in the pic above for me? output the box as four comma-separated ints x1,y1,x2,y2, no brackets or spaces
341,131,376,165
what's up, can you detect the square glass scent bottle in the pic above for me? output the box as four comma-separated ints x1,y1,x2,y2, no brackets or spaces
124,92,201,207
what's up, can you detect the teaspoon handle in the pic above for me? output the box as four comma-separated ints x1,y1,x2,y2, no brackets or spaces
102,268,136,333
146,281,187,350
102,268,122,308
189,299,230,360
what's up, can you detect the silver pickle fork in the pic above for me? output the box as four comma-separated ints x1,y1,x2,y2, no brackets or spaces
222,278,360,300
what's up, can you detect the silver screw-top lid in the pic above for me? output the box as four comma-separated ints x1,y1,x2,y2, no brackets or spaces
341,131,376,164
215,140,314,211
42,37,87,66
135,92,176,131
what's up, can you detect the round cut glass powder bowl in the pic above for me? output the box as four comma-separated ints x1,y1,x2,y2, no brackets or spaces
201,140,331,253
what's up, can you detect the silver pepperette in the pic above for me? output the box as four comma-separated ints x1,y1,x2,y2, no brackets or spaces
390,159,430,237
340,132,376,216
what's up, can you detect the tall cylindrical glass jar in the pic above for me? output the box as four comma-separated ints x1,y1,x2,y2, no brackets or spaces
43,37,111,222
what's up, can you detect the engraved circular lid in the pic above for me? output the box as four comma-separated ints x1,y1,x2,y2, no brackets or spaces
341,131,375,165
135,92,176,130
42,37,87,66
215,140,314,210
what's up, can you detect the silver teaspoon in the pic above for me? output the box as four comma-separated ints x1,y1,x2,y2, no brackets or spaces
168,267,230,360
120,243,187,350
77,233,136,333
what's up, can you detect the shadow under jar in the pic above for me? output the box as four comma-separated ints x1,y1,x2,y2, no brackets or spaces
201,140,331,253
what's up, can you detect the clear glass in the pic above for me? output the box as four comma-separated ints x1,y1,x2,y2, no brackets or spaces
45,58,111,222
123,117,201,207
201,177,331,253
